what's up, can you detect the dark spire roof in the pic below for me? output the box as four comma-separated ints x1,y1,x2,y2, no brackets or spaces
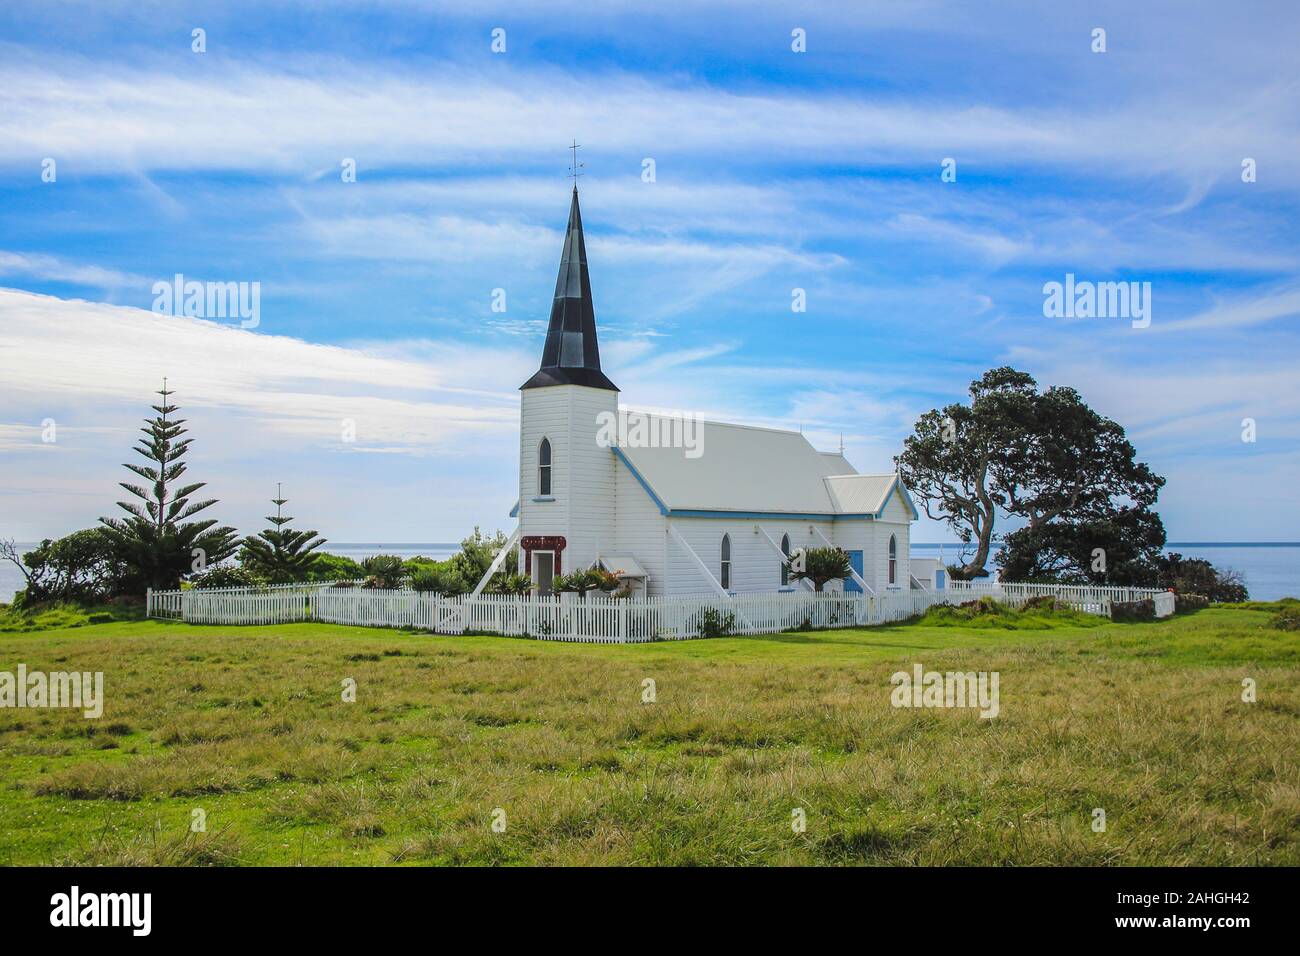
521,187,619,391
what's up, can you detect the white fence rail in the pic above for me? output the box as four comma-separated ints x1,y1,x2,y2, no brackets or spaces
146,580,1175,642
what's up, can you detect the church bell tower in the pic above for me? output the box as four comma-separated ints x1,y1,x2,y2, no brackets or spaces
516,182,618,590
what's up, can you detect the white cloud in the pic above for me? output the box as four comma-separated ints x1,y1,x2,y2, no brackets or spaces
0,251,146,290
2,52,1295,192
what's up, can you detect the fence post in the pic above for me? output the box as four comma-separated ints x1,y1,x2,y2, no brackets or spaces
146,587,152,618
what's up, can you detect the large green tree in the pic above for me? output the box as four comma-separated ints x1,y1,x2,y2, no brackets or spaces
98,382,238,591
898,367,1165,581
896,367,1038,578
239,484,327,583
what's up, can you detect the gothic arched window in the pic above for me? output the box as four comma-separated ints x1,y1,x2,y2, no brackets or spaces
720,533,732,590
538,438,552,496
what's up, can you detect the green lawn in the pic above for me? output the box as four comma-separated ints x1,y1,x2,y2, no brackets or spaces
1,607,1297,865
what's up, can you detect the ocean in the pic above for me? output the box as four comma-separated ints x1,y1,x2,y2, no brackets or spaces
2,542,1297,604
909,542,1300,602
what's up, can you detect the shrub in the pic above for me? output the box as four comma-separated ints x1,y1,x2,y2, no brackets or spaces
409,564,474,594
1176,593,1209,612
690,606,736,638
191,566,264,590
1148,553,1248,603
308,552,366,582
917,596,1103,630
1271,607,1300,631
795,547,853,591
488,573,533,596
1111,599,1155,622
409,570,441,593
361,555,406,590
551,569,615,596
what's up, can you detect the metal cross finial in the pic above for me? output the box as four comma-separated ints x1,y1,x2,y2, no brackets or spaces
568,140,584,186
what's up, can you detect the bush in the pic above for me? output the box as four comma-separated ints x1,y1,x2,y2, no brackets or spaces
1271,607,1300,631
409,565,474,594
191,566,264,590
1148,553,1248,603
1111,599,1155,622
795,547,853,591
307,552,366,582
488,573,533,596
917,596,1103,630
1176,593,1209,612
361,555,406,590
690,606,736,638
551,569,618,595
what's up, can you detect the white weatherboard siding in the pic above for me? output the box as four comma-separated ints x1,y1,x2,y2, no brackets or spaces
666,516,829,595
518,384,618,573
613,455,667,594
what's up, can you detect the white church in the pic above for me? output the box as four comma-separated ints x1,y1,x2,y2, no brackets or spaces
505,187,919,599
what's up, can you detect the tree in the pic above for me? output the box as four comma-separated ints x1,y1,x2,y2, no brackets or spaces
996,508,1166,585
899,367,1165,581
795,547,852,591
2,530,127,607
995,385,1164,533
239,484,327,583
897,368,1038,578
98,382,238,591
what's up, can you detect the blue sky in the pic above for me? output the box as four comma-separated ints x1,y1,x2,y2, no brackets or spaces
1,0,1298,544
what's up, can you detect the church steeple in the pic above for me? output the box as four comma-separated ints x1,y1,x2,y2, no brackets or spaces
521,186,619,391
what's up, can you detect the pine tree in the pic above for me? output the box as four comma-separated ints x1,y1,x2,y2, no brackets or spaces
99,381,238,591
239,483,327,584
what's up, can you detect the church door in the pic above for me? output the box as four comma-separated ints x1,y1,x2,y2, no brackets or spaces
534,551,555,595
844,550,864,592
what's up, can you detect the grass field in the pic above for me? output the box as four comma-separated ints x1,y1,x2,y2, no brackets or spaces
1,605,1297,866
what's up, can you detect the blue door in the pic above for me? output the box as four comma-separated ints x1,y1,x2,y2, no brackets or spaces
935,569,946,590
845,550,864,592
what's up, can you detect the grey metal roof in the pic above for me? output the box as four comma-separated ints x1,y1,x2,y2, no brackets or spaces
614,415,916,518
521,187,619,392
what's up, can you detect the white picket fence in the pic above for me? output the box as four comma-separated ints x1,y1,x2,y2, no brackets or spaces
146,579,1174,643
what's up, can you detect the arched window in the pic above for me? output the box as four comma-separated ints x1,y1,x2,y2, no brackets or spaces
538,438,552,496
720,534,731,590
888,534,897,585
780,533,791,586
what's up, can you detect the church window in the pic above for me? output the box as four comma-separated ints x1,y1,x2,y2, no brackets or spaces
720,533,732,590
538,438,552,495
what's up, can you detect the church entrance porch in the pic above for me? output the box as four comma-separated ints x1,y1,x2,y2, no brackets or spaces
521,535,566,594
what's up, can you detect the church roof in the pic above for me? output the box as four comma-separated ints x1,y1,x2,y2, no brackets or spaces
614,416,916,519
520,187,619,392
